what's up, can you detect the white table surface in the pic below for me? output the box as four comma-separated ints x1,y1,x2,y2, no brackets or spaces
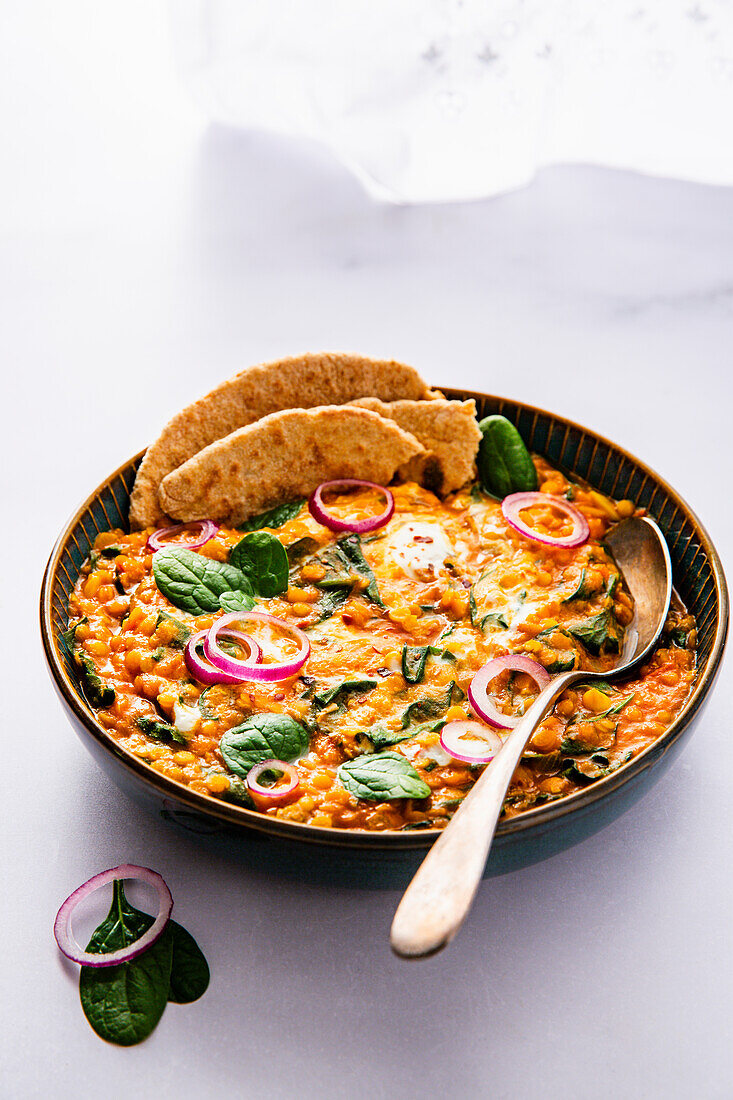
3,5,732,1098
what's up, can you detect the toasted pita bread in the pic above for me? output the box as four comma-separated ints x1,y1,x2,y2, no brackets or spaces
349,398,481,495
129,353,435,528
158,406,425,526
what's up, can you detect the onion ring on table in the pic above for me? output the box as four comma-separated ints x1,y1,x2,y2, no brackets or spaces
147,520,219,553
205,611,310,682
308,479,394,533
468,654,552,730
54,864,173,968
501,492,589,548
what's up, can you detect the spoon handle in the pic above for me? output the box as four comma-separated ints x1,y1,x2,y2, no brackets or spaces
390,670,579,959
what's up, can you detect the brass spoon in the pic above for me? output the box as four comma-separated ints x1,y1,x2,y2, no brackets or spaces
390,516,672,959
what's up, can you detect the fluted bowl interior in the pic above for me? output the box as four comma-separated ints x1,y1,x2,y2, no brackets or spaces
41,389,728,850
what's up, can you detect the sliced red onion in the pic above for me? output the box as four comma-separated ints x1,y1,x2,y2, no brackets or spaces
147,520,219,553
246,759,300,806
185,629,261,685
54,864,173,968
469,655,552,730
205,611,310,682
501,492,589,548
440,720,504,765
308,479,394,533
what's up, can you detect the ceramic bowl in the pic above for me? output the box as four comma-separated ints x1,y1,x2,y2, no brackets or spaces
41,389,729,865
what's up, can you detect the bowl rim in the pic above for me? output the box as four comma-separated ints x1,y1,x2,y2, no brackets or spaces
40,388,730,850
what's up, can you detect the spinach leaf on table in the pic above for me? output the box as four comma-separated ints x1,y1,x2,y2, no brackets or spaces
153,548,253,616
79,881,209,1046
338,752,430,801
167,922,210,1004
220,713,309,779
238,499,305,531
79,882,172,1046
230,532,288,598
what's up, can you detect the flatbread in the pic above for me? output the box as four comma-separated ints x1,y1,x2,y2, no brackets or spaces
349,398,481,495
158,406,426,526
129,352,435,528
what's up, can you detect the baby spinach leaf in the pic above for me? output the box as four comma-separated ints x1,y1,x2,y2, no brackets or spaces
230,532,288,598
469,588,509,632
221,774,256,809
136,716,188,746
667,626,690,649
567,610,621,656
153,548,252,616
561,723,616,754
359,726,414,751
313,679,377,709
75,652,115,708
238,499,305,531
286,536,320,567
220,713,309,779
335,535,383,606
562,568,596,603
61,616,87,654
314,587,350,623
338,752,430,801
477,414,538,498
401,645,429,684
100,544,123,558
167,922,210,1004
400,681,462,730
314,536,383,605
79,883,173,1046
154,610,192,648
219,590,256,613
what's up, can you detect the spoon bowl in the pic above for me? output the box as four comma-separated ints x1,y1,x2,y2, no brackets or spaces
390,516,673,959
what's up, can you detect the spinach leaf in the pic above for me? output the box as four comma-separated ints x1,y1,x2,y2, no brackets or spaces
400,681,462,730
667,626,690,649
153,548,252,616
338,752,430,801
100,544,123,558
238,499,305,531
314,587,350,623
469,588,509,632
314,536,383,606
230,532,288,598
313,679,377,709
221,774,256,809
61,616,87,654
402,645,429,684
359,726,414,751
79,882,173,1046
286,536,320,567
561,723,616,754
136,716,188,746
567,610,621,656
477,414,538,498
219,590,256,613
75,652,115,708
220,713,309,779
562,568,596,603
155,610,192,648
167,922,210,1004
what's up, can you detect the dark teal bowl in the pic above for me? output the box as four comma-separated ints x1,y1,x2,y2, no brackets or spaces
40,390,729,875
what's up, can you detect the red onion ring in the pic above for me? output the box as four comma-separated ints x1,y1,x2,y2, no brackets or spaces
147,520,219,553
308,479,394,533
185,629,261,685
501,492,589,548
246,759,301,806
205,611,310,682
468,655,552,730
54,864,173,968
440,720,504,765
